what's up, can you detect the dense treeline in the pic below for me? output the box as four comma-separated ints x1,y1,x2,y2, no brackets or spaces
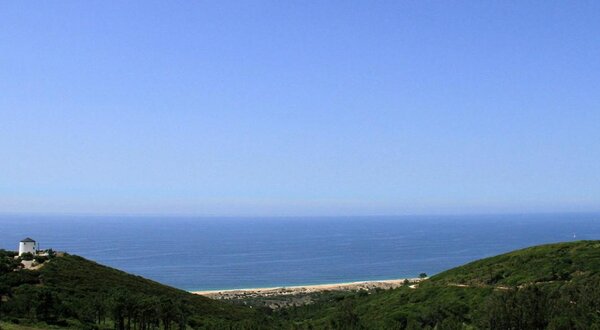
478,275,600,329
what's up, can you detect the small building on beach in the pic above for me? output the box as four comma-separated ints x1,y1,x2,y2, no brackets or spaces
19,237,37,256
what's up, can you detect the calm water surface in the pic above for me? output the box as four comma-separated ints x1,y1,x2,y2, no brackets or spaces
0,214,598,291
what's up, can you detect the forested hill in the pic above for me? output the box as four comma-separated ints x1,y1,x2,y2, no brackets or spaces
431,240,600,286
0,251,267,329
278,241,600,329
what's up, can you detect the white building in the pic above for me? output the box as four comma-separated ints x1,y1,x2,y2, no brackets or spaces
19,237,37,256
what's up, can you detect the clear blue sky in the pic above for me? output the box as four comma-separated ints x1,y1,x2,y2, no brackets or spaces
1,1,599,216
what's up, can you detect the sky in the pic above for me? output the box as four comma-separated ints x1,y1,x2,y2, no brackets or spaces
1,1,599,216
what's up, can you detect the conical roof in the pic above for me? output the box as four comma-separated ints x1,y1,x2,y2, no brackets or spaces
20,237,36,243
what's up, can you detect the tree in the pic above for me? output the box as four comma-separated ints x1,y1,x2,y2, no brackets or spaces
328,299,363,329
109,291,127,330
34,288,63,323
0,283,10,317
419,273,428,279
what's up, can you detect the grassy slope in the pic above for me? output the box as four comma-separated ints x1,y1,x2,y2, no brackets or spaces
0,322,43,330
0,321,79,330
0,322,46,330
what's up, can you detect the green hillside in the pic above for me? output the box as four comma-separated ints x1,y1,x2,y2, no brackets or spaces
430,240,600,286
278,241,600,329
0,252,268,329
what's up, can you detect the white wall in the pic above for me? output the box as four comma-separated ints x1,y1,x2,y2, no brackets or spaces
19,242,36,256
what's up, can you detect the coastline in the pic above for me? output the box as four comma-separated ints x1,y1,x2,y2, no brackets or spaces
192,278,422,300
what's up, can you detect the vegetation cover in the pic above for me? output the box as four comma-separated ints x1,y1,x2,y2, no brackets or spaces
0,252,267,329
1,240,600,329
277,240,600,329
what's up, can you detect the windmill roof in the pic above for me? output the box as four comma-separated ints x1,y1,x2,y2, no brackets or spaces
20,237,36,243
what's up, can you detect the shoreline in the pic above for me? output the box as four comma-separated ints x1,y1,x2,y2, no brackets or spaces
192,278,422,299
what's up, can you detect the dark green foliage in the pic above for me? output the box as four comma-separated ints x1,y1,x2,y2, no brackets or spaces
327,299,363,329
33,256,48,264
476,275,600,329
0,250,20,274
19,253,33,261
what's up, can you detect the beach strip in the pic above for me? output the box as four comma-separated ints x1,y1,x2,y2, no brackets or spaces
192,278,421,299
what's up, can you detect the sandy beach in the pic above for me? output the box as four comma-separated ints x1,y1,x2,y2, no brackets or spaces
193,278,422,300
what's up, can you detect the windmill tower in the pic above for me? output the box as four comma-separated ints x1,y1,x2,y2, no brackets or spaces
19,237,37,256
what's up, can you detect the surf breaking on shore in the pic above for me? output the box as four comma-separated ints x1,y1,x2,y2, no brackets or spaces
192,278,422,300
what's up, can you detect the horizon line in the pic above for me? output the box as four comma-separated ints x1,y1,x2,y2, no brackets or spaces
1,210,598,219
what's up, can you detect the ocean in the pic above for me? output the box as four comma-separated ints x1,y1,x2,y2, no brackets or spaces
0,213,599,291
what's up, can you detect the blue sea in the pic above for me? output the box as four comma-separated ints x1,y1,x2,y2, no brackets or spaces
0,213,599,291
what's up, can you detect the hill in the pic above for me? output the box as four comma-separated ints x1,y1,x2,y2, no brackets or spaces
430,240,600,287
277,241,600,329
0,251,267,329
